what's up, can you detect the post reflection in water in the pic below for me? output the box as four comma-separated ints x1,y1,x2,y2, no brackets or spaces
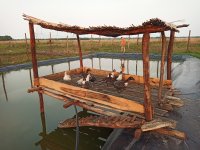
35,109,112,150
29,68,33,87
1,73,8,101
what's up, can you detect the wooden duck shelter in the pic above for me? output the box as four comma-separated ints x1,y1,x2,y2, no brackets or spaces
24,14,189,140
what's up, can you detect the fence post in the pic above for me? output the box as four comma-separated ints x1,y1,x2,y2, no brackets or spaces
187,30,191,52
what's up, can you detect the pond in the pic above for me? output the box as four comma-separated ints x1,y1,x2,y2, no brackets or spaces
0,58,180,150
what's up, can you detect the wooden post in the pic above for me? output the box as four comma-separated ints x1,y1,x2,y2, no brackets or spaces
137,34,139,45
142,32,153,121
51,65,54,74
167,31,175,80
90,34,93,49
157,60,159,78
128,35,130,49
91,58,93,68
158,31,167,104
76,34,83,70
49,32,52,44
99,58,101,70
187,30,191,52
68,61,71,70
29,22,44,113
136,59,138,75
112,58,113,70
99,35,101,47
66,35,69,52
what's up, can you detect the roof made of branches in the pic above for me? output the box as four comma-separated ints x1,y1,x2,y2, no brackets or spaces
23,14,189,37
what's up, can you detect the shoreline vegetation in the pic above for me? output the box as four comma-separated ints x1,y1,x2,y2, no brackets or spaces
0,37,200,67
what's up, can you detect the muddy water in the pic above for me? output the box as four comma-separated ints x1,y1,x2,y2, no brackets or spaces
0,58,180,150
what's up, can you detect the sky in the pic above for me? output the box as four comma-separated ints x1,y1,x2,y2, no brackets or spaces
0,0,199,39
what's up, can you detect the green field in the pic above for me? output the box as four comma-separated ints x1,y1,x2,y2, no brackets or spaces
0,37,200,67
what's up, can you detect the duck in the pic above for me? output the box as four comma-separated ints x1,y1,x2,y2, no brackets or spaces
107,69,116,78
103,73,113,86
89,73,96,82
82,68,91,78
113,76,134,93
63,71,71,81
77,73,91,85
116,71,123,81
81,78,93,89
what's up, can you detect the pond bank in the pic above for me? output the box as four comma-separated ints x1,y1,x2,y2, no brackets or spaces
0,52,191,72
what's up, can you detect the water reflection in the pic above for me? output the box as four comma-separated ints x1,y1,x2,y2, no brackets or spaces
36,110,112,150
29,68,33,87
1,73,8,101
0,57,181,150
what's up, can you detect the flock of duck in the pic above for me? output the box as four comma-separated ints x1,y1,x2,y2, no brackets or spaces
63,68,135,93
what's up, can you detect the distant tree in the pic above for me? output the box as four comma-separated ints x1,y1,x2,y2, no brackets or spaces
0,35,13,41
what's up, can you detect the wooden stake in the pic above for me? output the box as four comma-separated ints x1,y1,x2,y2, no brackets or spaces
99,58,101,70
91,58,93,68
76,34,83,70
49,32,52,44
142,32,153,121
167,31,175,80
187,30,191,52
137,34,139,45
158,32,167,104
29,22,44,113
66,35,69,52
136,59,138,75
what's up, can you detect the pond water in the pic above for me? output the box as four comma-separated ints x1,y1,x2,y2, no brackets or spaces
0,58,180,150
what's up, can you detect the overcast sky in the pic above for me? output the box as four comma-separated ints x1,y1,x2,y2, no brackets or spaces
0,0,199,39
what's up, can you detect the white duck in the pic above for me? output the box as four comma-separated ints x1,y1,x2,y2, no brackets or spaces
63,71,71,81
116,71,123,81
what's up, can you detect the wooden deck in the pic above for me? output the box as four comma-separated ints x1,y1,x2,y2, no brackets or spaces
28,67,185,139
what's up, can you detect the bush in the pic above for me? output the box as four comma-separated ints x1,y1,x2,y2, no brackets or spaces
0,35,13,41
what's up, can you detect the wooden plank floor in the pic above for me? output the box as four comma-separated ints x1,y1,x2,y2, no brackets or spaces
46,73,171,116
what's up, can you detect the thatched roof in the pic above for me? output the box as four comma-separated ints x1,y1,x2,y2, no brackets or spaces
23,14,189,37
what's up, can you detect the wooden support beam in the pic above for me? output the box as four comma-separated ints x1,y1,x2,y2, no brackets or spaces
29,22,44,113
154,128,186,140
76,34,83,70
142,33,153,121
63,101,77,109
58,115,144,129
27,87,42,93
39,78,145,114
141,118,176,131
158,31,167,104
167,31,175,80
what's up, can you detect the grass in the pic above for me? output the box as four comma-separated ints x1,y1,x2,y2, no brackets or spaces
0,37,200,67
